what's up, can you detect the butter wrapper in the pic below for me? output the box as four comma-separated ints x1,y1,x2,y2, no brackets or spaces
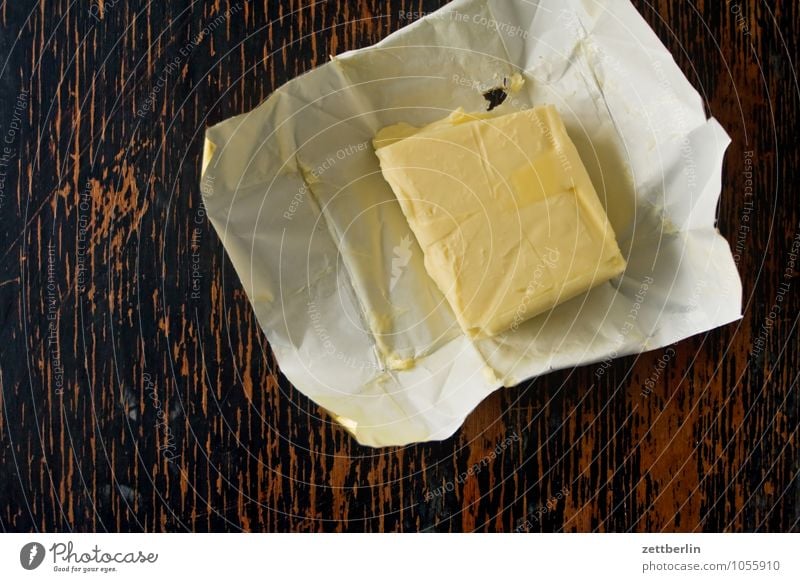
200,0,742,446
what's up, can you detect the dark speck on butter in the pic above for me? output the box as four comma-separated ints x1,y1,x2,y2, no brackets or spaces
483,87,508,111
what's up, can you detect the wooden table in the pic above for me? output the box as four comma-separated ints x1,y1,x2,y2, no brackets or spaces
0,0,797,532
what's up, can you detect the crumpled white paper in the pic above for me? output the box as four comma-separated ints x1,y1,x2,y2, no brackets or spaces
200,0,742,446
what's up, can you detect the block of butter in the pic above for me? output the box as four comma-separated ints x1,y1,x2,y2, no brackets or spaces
374,105,627,337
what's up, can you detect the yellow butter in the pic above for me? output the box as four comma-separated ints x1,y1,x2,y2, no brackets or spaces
374,105,626,338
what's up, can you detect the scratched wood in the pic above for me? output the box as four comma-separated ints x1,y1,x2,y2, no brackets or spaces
0,0,797,533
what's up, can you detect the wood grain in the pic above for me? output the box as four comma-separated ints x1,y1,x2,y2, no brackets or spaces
0,0,797,532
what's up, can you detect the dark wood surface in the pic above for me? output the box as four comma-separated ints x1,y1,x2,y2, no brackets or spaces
0,0,797,533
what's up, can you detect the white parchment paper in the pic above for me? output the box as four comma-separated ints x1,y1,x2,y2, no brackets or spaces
200,0,742,446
